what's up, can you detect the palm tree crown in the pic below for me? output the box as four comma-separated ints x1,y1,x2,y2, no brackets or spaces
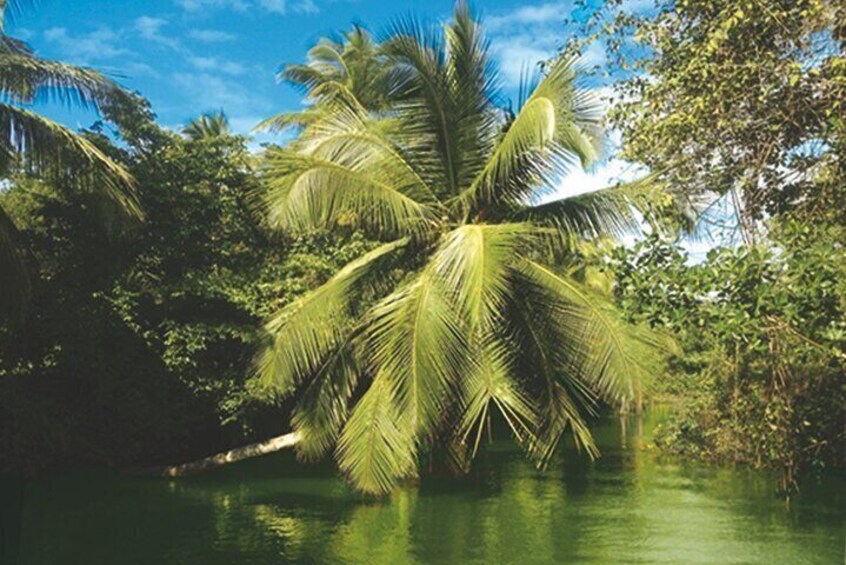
183,110,231,140
258,3,667,494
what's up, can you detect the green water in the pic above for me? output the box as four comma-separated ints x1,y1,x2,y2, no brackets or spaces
14,414,845,564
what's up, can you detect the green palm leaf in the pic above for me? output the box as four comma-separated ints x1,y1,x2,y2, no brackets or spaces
457,57,603,212
457,336,537,457
263,148,435,236
0,104,140,218
258,4,676,494
291,336,361,461
430,223,534,330
365,269,468,436
256,238,408,395
336,374,418,495
0,53,121,107
514,175,698,243
517,259,666,403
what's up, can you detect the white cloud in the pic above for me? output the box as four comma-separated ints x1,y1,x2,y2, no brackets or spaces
580,39,607,67
487,4,564,32
548,158,646,202
135,16,181,50
485,3,573,87
173,72,272,116
43,27,130,62
176,0,249,11
495,40,554,86
135,16,167,38
294,0,319,14
258,0,286,13
620,0,656,15
187,55,245,75
188,29,237,42
176,0,319,14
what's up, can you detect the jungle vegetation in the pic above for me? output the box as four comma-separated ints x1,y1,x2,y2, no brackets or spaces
0,0,843,494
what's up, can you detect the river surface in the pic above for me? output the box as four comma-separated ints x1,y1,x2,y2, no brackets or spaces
12,413,846,564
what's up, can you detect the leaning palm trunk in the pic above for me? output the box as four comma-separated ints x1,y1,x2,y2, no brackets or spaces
133,432,301,477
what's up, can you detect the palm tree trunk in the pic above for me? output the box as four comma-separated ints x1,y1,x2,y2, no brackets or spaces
128,432,301,477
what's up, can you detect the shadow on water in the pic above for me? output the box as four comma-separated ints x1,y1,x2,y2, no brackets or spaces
0,475,25,565
16,411,846,564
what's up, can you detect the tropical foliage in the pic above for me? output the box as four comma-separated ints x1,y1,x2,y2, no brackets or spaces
612,222,846,491
0,99,370,474
0,0,139,320
580,0,845,241
256,4,671,494
579,0,846,492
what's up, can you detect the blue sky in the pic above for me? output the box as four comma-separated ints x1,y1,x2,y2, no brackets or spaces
10,0,718,257
9,0,606,138
12,0,709,245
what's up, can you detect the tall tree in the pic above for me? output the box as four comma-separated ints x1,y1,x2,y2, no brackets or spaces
255,3,674,494
592,0,846,241
0,0,139,320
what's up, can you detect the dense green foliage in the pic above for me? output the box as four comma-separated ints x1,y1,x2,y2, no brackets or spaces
565,0,846,490
0,0,843,499
575,0,845,239
0,0,140,321
613,223,846,490
0,105,370,474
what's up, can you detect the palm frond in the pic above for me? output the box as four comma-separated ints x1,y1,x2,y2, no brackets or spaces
298,101,439,205
506,276,599,463
514,175,701,244
442,1,499,193
383,16,463,198
255,105,333,134
457,336,537,457
291,336,361,461
430,223,534,330
457,56,603,212
337,374,418,495
513,184,642,244
0,0,32,34
0,103,140,218
281,26,393,111
183,110,230,140
262,146,436,236
255,238,407,395
0,53,119,107
516,259,668,405
365,269,468,437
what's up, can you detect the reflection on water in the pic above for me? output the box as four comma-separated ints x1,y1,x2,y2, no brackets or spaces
17,412,846,564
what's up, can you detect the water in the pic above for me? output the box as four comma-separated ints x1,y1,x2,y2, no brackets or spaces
12,413,846,564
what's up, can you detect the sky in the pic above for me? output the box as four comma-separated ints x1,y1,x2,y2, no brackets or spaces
8,0,653,193
10,0,717,257
10,1,602,134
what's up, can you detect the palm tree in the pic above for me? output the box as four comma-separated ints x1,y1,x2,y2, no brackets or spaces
257,25,399,133
249,3,675,495
0,0,140,320
183,110,231,140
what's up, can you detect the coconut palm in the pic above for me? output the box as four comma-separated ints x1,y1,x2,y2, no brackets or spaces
183,110,231,140
256,3,671,495
0,0,139,319
257,25,399,133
